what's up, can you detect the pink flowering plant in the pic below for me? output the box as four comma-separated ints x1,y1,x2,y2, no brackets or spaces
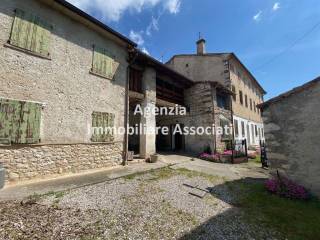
265,171,310,200
199,153,220,162
199,149,248,162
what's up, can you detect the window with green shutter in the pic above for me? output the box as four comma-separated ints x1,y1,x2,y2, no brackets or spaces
0,98,41,145
91,112,115,142
91,45,120,80
8,9,52,58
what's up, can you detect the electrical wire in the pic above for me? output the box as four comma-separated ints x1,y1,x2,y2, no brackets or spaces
254,20,320,70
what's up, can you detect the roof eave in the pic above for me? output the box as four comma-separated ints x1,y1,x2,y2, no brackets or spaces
259,76,320,109
229,53,267,95
136,50,194,88
52,0,137,47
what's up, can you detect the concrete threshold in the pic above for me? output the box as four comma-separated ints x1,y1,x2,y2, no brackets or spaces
0,161,169,201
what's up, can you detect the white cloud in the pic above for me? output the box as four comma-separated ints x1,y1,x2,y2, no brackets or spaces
146,15,160,36
164,0,181,14
141,47,150,55
67,0,181,22
273,2,280,11
253,11,262,22
129,30,144,45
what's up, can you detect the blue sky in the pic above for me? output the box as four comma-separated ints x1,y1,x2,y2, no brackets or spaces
68,0,320,99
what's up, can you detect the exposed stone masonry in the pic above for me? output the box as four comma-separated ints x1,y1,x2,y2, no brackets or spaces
0,142,123,182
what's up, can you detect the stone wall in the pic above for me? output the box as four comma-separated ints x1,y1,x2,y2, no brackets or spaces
262,81,320,197
0,0,129,182
166,53,265,148
0,0,128,144
0,142,123,182
157,82,232,154
166,55,227,85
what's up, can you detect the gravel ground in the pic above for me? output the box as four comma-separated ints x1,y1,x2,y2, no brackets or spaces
0,167,279,240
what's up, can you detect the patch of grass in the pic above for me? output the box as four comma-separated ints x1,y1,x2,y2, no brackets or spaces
27,193,43,202
175,168,222,182
123,167,223,183
233,180,320,240
250,155,261,164
44,190,65,199
123,170,154,180
26,191,66,205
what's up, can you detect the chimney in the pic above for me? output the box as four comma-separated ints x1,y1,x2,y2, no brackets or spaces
196,38,206,55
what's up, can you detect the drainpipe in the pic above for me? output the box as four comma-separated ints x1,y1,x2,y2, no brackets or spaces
123,47,139,166
230,93,235,163
210,83,217,153
229,62,235,164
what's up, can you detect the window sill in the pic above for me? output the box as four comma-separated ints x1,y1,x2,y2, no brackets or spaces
4,43,51,60
89,70,114,81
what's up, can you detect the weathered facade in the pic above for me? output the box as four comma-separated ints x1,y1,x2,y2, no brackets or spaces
167,39,266,147
259,77,320,197
128,51,233,156
0,0,262,184
0,0,196,183
156,82,232,154
0,0,134,182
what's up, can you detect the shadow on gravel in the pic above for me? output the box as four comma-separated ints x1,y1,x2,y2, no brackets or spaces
179,177,275,240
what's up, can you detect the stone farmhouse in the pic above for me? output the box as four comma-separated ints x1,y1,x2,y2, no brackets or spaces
167,39,266,148
0,0,265,183
259,77,320,197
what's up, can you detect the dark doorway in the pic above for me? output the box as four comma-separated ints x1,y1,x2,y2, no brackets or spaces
174,124,185,151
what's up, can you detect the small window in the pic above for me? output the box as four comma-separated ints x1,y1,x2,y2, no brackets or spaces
258,128,261,139
241,121,245,137
0,98,41,144
220,117,231,140
91,45,120,80
251,124,255,141
217,94,230,110
250,98,253,110
245,95,248,108
231,85,236,101
239,91,243,105
254,101,257,112
91,112,115,142
237,71,241,79
234,119,239,137
129,68,143,93
9,9,52,58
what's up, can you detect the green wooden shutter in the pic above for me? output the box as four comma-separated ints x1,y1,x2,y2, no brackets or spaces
17,102,41,144
10,9,29,49
0,99,17,144
91,112,115,142
0,99,41,145
92,46,119,80
10,9,51,57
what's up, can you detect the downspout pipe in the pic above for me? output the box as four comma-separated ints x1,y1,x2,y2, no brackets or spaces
123,47,139,166
228,60,236,163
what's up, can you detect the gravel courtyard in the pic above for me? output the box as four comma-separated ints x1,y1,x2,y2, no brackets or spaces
0,166,280,240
